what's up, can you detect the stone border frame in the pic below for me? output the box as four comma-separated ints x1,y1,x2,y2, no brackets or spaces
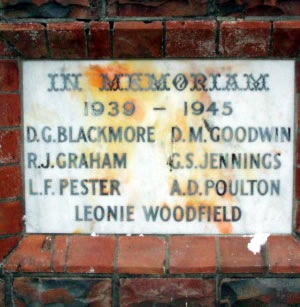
0,20,299,306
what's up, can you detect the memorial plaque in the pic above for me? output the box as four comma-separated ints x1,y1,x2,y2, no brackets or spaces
23,60,295,234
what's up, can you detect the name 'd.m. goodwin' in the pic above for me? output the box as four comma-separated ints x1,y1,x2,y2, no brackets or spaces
47,72,270,92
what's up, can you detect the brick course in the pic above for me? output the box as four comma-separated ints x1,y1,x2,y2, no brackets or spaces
13,278,112,306
120,278,215,306
0,23,47,58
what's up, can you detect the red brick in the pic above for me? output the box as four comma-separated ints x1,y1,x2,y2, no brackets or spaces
277,1,300,16
1,0,97,18
217,0,300,17
296,202,300,234
297,131,300,165
169,236,216,273
296,167,300,199
0,23,47,58
52,235,68,272
54,0,90,7
68,236,116,273
220,237,266,273
0,130,21,163
0,165,22,199
166,21,216,57
5,235,52,272
220,21,271,57
0,39,18,57
0,201,23,235
297,62,300,93
47,23,87,59
114,22,163,58
108,0,208,17
120,278,215,306
269,235,300,273
0,280,4,306
0,60,19,91
273,21,300,56
69,7,95,19
0,94,21,127
118,236,165,274
13,278,112,306
89,22,111,58
0,236,21,262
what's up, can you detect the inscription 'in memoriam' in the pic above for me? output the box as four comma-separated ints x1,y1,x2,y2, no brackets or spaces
23,60,295,234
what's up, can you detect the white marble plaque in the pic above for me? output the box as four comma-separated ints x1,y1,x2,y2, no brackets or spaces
23,60,295,234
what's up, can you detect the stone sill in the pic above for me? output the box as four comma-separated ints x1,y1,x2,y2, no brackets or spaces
1,234,300,275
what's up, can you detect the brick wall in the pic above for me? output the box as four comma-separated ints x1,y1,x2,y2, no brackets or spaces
0,0,300,306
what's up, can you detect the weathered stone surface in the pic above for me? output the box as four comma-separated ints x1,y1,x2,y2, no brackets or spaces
23,60,294,235
120,278,215,306
13,278,112,306
221,278,300,305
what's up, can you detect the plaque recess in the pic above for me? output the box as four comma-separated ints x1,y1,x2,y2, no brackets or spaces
23,60,295,234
